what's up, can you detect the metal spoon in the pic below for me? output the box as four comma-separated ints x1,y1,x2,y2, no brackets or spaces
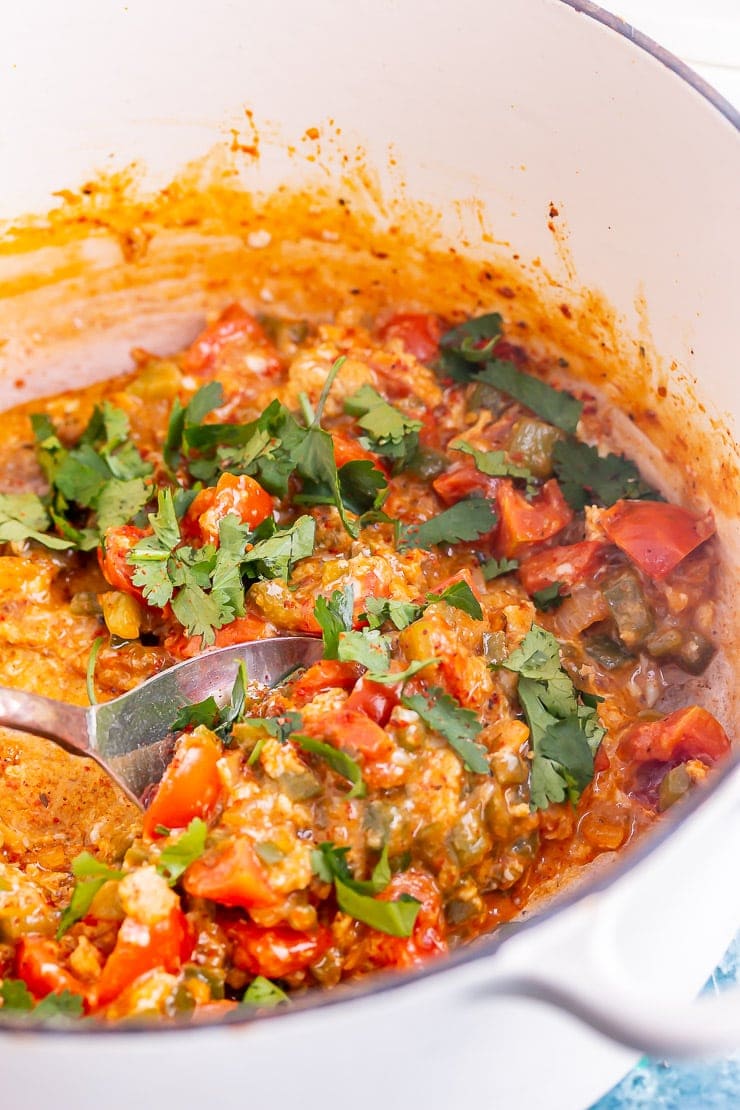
0,636,322,806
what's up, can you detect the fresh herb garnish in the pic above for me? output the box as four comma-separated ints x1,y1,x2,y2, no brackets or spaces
128,490,315,644
311,843,420,937
56,853,125,938
438,313,504,379
295,736,366,798
552,439,663,510
502,626,605,809
0,492,74,550
362,596,421,631
32,402,153,548
0,981,84,1021
401,686,490,774
481,556,519,580
426,579,483,621
337,628,391,673
314,586,355,658
532,582,568,611
453,441,537,493
396,498,497,550
242,976,289,1008
157,818,208,885
344,384,422,471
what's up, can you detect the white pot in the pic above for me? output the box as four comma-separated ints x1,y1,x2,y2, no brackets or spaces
0,2,739,1107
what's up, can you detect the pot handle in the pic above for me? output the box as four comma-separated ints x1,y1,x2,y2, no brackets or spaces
479,757,740,1058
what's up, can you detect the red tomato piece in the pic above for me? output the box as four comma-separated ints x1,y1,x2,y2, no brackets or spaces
95,907,192,1008
98,525,148,601
15,937,87,1002
601,500,715,580
332,432,389,476
165,614,271,660
182,304,281,378
345,675,399,726
623,705,731,766
358,870,448,970
143,730,222,839
184,472,274,546
227,919,332,979
433,464,500,506
302,708,395,763
183,839,278,911
379,313,442,363
518,540,606,594
291,660,364,705
496,479,573,558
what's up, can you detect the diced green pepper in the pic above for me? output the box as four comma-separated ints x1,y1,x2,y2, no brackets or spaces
483,631,508,666
602,571,653,650
407,446,448,481
675,631,716,675
506,418,564,478
645,627,683,657
259,316,309,351
658,763,692,811
277,770,322,801
467,380,510,417
585,632,634,670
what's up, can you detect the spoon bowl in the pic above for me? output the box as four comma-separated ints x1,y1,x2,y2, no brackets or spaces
0,636,323,804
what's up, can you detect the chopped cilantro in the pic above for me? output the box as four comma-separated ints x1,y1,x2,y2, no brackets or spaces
56,852,124,938
482,556,519,580
0,979,34,1012
503,626,605,809
172,661,249,741
438,313,504,379
157,818,208,885
426,580,483,621
401,686,490,774
362,596,421,631
475,361,582,434
295,735,366,798
453,441,536,493
311,843,420,937
314,586,354,658
532,582,568,611
396,498,497,550
344,384,422,471
552,439,663,510
0,493,73,550
242,976,289,1008
337,628,391,673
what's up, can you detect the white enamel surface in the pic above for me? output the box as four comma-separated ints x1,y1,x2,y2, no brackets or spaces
1,2,739,1107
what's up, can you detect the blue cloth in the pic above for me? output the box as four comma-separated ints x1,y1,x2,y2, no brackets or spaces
591,932,740,1108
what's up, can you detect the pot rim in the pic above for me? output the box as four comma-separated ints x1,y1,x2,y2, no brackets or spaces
1,0,738,1038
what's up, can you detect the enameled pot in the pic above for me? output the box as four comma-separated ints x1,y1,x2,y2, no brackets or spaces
0,2,738,1107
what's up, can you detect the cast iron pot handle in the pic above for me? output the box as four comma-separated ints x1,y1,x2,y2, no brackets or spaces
478,756,740,1058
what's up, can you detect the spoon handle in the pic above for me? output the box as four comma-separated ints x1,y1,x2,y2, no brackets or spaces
0,686,91,754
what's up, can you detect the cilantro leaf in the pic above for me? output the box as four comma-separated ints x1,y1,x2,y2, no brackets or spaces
367,658,437,685
532,582,568,611
239,712,303,751
95,478,151,533
311,843,420,936
171,698,220,732
427,580,483,620
0,979,34,1012
344,385,422,471
337,629,391,673
396,498,497,550
453,441,536,492
362,596,422,631
401,686,490,774
438,313,504,379
314,586,354,659
242,976,289,1008
241,515,316,580
157,818,208,885
295,735,366,798
56,852,124,938
476,361,582,434
337,459,388,517
482,556,519,580
0,493,73,550
503,626,605,808
552,438,663,510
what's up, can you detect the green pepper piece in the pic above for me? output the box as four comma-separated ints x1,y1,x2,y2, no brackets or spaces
602,571,653,650
467,380,511,417
585,632,634,670
658,763,692,811
507,418,564,478
407,446,449,481
675,630,716,675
